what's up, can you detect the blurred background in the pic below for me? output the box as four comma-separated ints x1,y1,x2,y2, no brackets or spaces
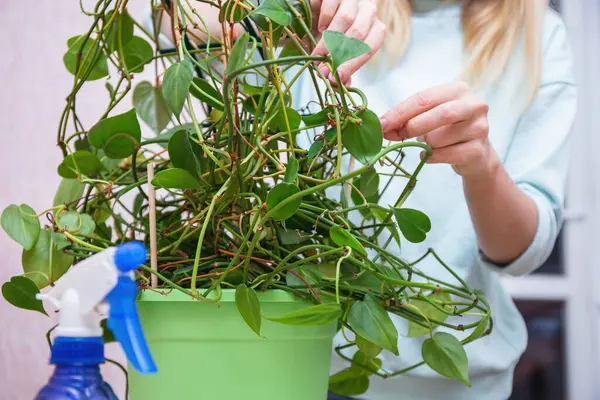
1,0,599,399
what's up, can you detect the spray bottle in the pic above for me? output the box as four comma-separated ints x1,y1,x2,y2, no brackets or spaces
34,241,157,399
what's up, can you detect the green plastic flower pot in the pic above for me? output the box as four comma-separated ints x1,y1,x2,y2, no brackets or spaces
129,289,337,400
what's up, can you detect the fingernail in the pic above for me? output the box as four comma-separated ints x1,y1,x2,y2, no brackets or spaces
319,64,329,76
416,135,425,142
380,118,388,131
319,25,327,33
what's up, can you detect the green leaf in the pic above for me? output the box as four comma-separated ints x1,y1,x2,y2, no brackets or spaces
152,168,201,190
22,229,74,289
189,77,225,111
63,35,109,81
156,123,196,147
163,59,195,117
242,94,262,115
51,231,70,251
289,0,313,38
466,313,490,342
242,79,265,95
265,303,342,325
322,30,371,71
422,332,471,387
356,335,383,358
329,369,369,396
1,205,40,250
347,294,399,355
226,33,250,75
407,292,451,337
269,107,302,132
104,10,134,51
53,179,84,207
286,264,322,289
1,276,47,315
307,140,324,163
266,183,301,221
88,109,142,159
342,109,383,164
235,284,262,336
74,137,91,151
392,208,432,243
253,0,291,26
168,130,205,178
280,40,302,58
350,350,383,376
59,211,96,236
57,151,105,179
283,157,299,184
359,170,379,197
133,81,172,134
329,225,367,256
218,0,247,22
279,230,305,245
302,106,334,126
122,36,153,73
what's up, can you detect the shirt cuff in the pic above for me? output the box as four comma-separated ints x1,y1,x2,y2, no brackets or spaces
477,184,561,276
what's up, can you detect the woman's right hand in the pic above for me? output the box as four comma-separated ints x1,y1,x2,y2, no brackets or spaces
310,0,386,84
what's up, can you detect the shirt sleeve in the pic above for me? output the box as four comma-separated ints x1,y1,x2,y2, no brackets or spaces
479,12,578,276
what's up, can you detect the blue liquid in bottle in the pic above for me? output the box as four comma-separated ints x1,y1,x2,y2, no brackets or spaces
35,337,118,400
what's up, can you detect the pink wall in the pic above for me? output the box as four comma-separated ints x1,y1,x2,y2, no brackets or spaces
0,1,149,398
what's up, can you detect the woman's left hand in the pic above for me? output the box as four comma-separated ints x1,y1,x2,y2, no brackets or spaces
379,81,497,177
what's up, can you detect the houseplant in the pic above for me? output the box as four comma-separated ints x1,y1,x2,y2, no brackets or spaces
0,0,492,398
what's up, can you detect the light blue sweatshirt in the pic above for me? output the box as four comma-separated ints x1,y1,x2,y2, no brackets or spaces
293,4,577,400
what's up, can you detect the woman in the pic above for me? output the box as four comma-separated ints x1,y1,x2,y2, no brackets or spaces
162,0,577,398
304,1,576,399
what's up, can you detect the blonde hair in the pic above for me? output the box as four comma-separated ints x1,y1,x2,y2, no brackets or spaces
377,0,546,100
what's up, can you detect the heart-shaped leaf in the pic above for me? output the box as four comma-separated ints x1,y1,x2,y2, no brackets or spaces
22,229,74,289
286,264,322,290
252,0,291,26
302,106,334,126
59,211,96,236
1,204,40,250
350,350,383,376
329,225,367,256
268,107,302,132
104,10,134,52
283,157,299,184
347,294,399,355
218,0,248,23
264,303,341,325
63,35,109,81
266,183,301,221
358,170,379,197
57,151,105,179
152,168,201,190
329,368,369,396
189,77,225,111
226,33,250,75
133,81,172,134
53,179,84,207
392,208,431,243
122,36,153,73
342,109,383,164
466,313,490,342
323,30,371,71
242,79,265,95
356,335,383,358
1,276,47,315
168,130,205,178
235,284,262,336
88,109,142,159
422,332,471,387
407,292,452,337
163,59,194,117
51,231,70,251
